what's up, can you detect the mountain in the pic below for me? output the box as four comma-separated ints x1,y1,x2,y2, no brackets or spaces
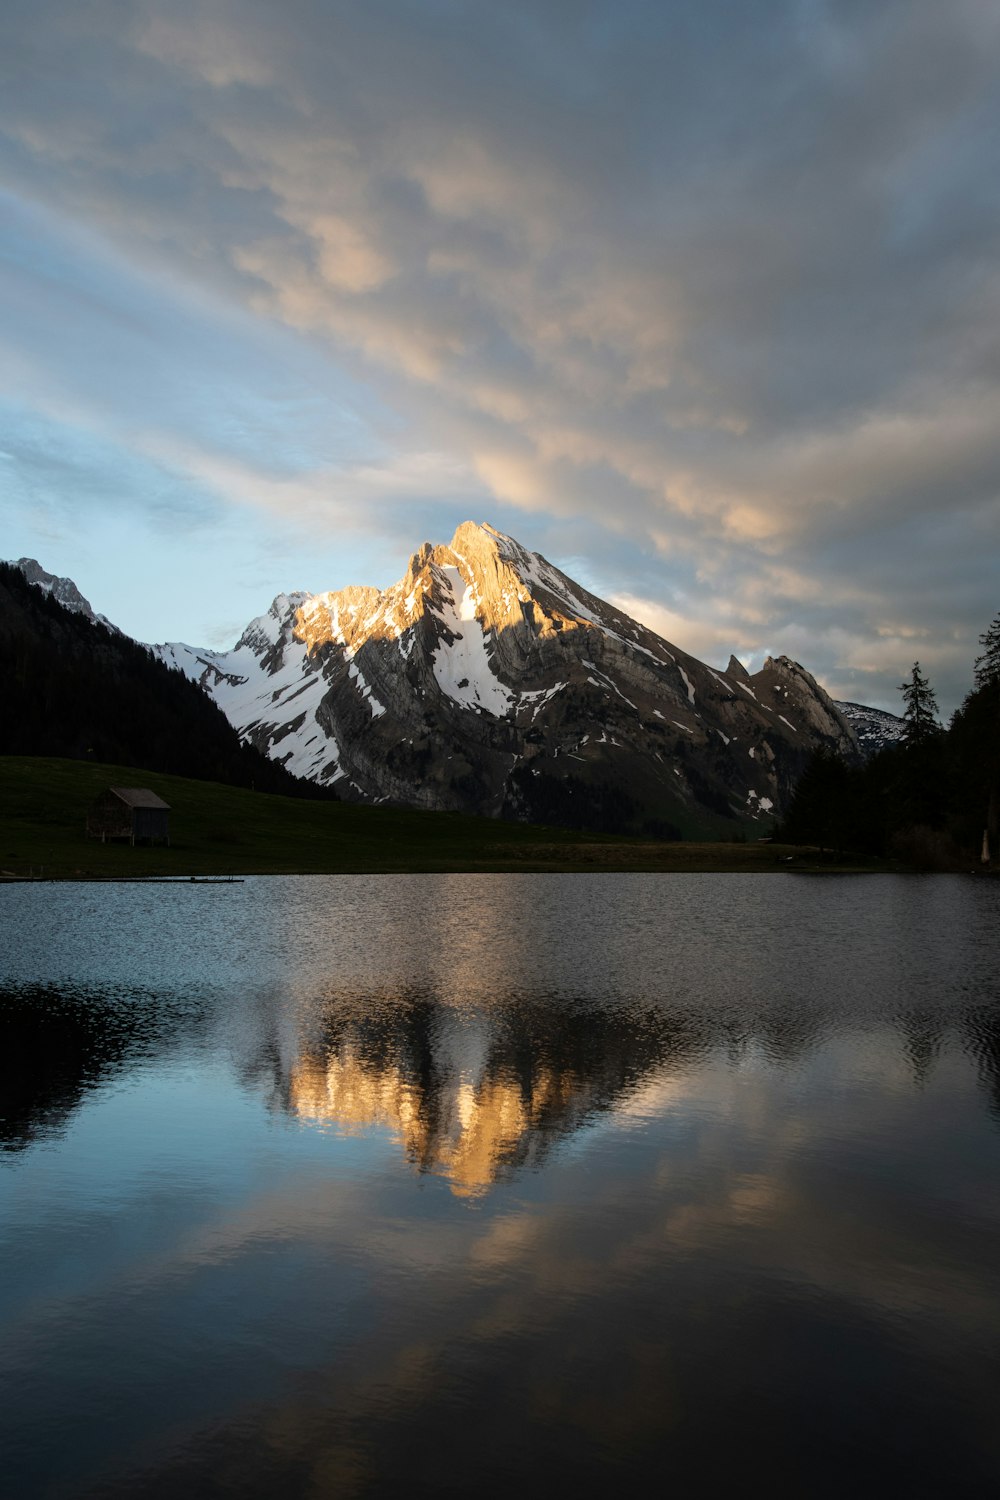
0,562,332,798
14,558,117,632
153,522,858,836
834,700,906,759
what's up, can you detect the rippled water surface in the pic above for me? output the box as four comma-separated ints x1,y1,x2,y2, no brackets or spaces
2,874,1000,1497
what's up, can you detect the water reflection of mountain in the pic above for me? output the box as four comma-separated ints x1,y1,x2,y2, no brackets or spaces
266,987,1000,1187
279,988,949,1194
276,993,721,1194
275,993,697,1193
4,980,999,1167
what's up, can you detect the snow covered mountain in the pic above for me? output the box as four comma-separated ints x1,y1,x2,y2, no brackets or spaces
153,521,859,836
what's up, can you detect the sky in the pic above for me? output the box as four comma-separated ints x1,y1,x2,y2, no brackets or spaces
1,0,998,714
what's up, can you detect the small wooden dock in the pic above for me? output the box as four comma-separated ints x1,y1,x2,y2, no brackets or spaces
0,874,245,884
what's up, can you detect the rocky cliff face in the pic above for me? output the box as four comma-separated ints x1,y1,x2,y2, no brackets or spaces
155,521,859,835
15,558,116,631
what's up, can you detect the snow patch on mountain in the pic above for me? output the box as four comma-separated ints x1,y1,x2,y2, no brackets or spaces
431,565,514,717
347,657,387,719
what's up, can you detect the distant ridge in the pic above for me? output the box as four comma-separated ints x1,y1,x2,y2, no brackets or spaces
834,701,906,759
14,557,117,632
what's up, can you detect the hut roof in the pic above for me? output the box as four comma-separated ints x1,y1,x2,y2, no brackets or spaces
107,786,171,810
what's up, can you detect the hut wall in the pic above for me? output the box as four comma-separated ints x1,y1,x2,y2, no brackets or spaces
86,791,132,841
133,807,170,843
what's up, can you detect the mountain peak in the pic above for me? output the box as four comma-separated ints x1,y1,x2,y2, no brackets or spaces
13,558,115,630
151,521,859,831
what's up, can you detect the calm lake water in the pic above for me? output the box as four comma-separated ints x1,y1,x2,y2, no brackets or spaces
2,873,999,1497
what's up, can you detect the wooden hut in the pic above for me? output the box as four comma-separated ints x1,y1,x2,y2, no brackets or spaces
87,787,171,846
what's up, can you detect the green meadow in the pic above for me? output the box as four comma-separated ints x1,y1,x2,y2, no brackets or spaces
0,756,887,877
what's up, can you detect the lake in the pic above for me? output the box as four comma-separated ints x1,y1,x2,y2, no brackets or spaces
2,874,999,1497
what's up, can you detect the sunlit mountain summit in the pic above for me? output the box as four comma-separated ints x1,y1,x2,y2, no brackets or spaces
154,521,858,835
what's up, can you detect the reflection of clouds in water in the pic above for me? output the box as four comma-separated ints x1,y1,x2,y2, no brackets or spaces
128,1038,992,1335
4,874,1000,1497
271,969,998,1200
103,1036,1000,1498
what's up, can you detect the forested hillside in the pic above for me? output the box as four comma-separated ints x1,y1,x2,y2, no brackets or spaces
0,563,334,799
781,627,1000,868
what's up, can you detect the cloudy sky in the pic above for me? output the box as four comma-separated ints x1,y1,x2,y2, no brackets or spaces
2,0,998,712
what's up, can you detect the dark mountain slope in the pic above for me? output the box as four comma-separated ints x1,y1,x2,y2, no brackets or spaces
0,563,333,799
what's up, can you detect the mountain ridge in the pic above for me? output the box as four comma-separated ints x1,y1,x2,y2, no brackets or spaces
148,521,860,835
15,558,117,632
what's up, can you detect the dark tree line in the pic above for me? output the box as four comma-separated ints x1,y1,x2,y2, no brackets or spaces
506,763,682,838
0,563,336,800
781,625,1000,868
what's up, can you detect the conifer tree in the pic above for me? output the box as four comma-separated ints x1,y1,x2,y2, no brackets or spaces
899,662,940,747
973,611,1000,689
966,611,1000,860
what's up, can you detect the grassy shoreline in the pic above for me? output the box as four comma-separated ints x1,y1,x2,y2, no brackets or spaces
1,756,899,877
